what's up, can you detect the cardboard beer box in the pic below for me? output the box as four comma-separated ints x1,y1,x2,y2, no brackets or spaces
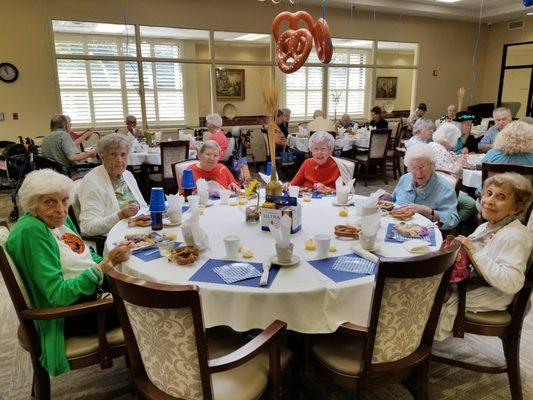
260,195,302,234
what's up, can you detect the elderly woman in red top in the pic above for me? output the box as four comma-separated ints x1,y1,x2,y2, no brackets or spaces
185,141,239,194
287,131,340,191
204,113,228,159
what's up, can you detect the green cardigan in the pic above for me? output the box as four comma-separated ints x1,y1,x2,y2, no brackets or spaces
6,213,103,376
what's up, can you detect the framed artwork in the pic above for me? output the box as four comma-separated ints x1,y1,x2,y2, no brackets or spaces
215,68,245,100
376,77,397,99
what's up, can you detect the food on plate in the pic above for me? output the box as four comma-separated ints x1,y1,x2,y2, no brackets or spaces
390,208,415,220
315,186,335,195
305,238,316,250
329,245,337,252
376,200,394,211
393,222,429,238
238,196,247,205
339,207,349,217
169,246,199,265
123,233,162,249
127,214,151,227
334,225,360,239
242,249,254,258
162,233,177,242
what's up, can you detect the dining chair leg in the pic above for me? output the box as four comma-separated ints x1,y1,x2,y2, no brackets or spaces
382,161,388,185
504,336,523,400
413,359,430,400
392,157,397,180
363,164,368,187
32,365,50,400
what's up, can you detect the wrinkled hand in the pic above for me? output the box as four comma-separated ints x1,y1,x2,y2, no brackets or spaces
398,203,431,217
118,204,140,220
281,182,290,192
313,182,326,191
99,243,133,273
456,235,474,253
228,182,239,192
87,149,97,157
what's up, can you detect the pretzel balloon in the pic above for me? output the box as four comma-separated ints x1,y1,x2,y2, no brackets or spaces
276,29,313,73
313,18,333,64
272,11,316,42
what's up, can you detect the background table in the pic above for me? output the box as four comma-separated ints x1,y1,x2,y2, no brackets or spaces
462,169,482,188
128,148,198,166
106,196,442,334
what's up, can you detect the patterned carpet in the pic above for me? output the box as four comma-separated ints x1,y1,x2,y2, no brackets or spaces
0,175,532,399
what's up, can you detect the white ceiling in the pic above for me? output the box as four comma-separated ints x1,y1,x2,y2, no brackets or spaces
301,0,531,22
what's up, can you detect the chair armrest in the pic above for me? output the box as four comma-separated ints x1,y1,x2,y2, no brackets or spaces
338,322,369,337
208,320,287,373
22,297,114,320
452,280,467,338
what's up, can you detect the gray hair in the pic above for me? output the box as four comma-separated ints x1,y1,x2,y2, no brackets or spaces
309,131,335,150
404,143,436,167
206,113,223,128
493,107,512,118
200,140,221,154
447,104,456,111
125,115,137,123
282,108,291,114
18,169,73,212
97,133,132,158
313,110,324,119
433,122,461,147
413,118,434,135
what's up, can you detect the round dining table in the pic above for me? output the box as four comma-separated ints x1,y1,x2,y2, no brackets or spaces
106,195,442,334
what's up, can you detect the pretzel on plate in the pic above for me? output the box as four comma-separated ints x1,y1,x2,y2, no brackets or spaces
390,208,415,220
334,225,360,239
169,246,199,265
128,214,151,227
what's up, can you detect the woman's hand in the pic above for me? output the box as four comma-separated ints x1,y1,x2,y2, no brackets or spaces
456,235,475,253
461,147,469,155
398,204,432,218
379,192,393,201
281,182,290,192
118,204,140,220
313,182,326,191
228,182,239,192
99,243,133,273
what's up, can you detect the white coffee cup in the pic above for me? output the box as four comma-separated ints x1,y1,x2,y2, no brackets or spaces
167,209,182,224
198,190,209,206
337,192,353,205
219,189,231,205
288,185,300,198
187,195,200,211
314,234,331,258
223,235,240,259
360,233,377,251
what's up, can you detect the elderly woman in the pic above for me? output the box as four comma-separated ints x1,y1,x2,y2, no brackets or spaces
404,118,434,149
6,169,132,376
435,173,533,341
482,121,533,165
183,140,239,194
204,113,228,159
288,131,340,190
435,104,457,128
79,134,146,236
430,123,477,222
381,143,459,230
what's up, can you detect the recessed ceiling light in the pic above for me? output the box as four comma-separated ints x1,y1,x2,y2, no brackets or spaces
435,0,461,3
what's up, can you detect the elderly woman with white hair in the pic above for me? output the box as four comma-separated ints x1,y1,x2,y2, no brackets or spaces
436,172,533,341
6,169,132,376
404,118,434,149
78,133,146,236
482,121,533,165
204,113,229,159
287,131,340,190
381,143,460,230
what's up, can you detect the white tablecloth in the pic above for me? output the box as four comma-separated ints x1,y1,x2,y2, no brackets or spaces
288,134,309,152
128,148,197,166
288,134,369,152
105,196,442,333
462,169,482,189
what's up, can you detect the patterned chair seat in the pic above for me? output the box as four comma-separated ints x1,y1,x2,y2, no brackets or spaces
465,310,512,326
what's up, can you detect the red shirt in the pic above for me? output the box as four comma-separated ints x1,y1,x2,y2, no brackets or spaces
69,130,80,140
189,163,239,190
210,130,229,159
290,157,340,189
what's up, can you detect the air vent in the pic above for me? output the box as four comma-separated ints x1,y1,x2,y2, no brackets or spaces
507,20,524,30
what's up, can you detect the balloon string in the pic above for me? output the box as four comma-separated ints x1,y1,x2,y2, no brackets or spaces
322,0,326,19
471,0,484,88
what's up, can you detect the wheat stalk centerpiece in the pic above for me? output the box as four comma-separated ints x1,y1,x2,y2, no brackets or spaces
262,86,280,166
457,87,465,112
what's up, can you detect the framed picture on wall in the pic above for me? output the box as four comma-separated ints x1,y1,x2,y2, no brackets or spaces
215,68,245,100
376,77,397,99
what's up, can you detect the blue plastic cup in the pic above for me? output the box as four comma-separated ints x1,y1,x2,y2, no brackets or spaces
149,187,166,212
266,161,272,176
181,169,196,189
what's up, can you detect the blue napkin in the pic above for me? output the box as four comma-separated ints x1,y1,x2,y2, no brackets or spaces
384,224,436,246
308,254,377,283
214,262,261,284
332,255,376,275
132,242,182,262
189,259,280,288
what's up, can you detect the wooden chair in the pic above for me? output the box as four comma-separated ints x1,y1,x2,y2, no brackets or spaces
305,240,460,400
432,256,533,400
107,266,292,400
481,162,533,183
261,128,296,180
354,129,392,186
148,140,189,193
0,222,126,400
386,124,408,179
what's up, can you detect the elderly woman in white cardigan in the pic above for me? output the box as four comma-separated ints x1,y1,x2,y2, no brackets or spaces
78,134,146,236
435,172,533,341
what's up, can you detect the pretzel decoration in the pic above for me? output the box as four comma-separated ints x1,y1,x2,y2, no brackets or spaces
272,11,333,74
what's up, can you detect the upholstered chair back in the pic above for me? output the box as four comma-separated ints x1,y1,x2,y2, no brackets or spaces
369,130,391,159
161,141,190,180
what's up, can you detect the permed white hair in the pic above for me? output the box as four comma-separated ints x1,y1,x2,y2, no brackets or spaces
97,133,133,158
404,143,436,167
308,131,335,151
413,118,434,135
18,169,73,212
200,140,221,154
433,122,461,148
206,113,223,128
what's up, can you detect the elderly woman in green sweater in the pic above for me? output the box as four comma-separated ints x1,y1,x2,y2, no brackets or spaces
6,169,131,376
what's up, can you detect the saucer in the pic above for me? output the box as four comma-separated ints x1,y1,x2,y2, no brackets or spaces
271,254,300,267
163,219,182,227
332,199,354,207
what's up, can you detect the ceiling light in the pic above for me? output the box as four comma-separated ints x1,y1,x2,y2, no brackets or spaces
228,34,270,41
93,23,126,34
435,0,461,3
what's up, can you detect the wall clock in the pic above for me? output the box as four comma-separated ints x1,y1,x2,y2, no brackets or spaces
0,63,19,83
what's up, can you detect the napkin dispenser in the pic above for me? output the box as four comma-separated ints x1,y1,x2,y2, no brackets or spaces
260,195,302,234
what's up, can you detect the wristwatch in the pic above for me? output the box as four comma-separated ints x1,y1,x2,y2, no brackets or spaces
430,208,435,220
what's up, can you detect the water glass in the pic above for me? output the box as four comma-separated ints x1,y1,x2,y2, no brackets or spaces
224,235,240,259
